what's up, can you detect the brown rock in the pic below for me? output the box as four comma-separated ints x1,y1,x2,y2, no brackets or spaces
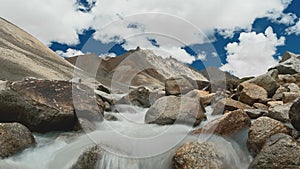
173,142,227,169
283,92,300,103
116,86,152,108
247,116,290,157
0,79,104,132
238,82,268,106
0,123,35,158
253,103,268,110
145,96,206,126
165,76,195,96
244,109,267,119
271,86,288,101
192,109,251,136
212,98,251,115
267,101,283,107
184,89,215,105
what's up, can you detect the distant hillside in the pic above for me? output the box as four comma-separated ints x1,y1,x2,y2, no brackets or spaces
0,17,77,81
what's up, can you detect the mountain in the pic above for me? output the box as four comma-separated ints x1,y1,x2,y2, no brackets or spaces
0,17,77,81
66,47,208,90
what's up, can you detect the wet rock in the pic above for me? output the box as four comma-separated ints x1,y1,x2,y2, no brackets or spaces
104,114,118,121
245,69,279,97
192,109,251,136
283,92,300,103
173,142,227,169
0,123,35,158
212,98,251,115
184,89,215,105
265,104,291,123
270,51,300,74
145,96,206,126
0,79,104,132
71,145,103,169
289,98,300,131
238,82,268,106
249,133,300,169
165,76,195,96
74,118,97,133
247,116,290,157
244,109,267,119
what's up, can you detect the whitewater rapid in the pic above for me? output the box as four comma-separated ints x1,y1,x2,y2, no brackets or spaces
0,105,251,169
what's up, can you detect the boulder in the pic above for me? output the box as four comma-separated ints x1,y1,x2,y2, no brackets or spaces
247,116,290,157
192,109,251,136
287,83,300,93
277,74,296,84
184,89,215,105
145,96,206,126
212,98,251,115
267,101,283,107
265,104,291,123
71,145,103,169
245,69,279,97
271,86,288,101
0,79,104,132
165,76,195,95
244,109,267,119
270,51,300,74
173,142,227,169
289,98,300,131
116,86,151,108
0,123,35,158
238,82,268,106
253,103,268,110
283,92,300,103
74,118,97,133
116,87,164,108
249,133,300,169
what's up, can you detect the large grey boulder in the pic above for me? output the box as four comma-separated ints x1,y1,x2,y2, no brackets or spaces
265,104,291,123
249,133,300,169
0,123,35,158
145,96,206,126
0,79,104,132
289,97,300,131
247,117,290,157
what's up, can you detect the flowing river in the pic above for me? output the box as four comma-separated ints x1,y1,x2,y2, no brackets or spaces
0,105,252,169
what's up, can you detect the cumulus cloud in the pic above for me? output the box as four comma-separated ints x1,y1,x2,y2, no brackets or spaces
197,51,207,61
286,20,300,35
220,27,285,77
56,48,85,58
266,9,297,25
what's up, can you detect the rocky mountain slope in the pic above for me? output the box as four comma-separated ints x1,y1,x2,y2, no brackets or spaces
0,17,77,81
66,47,208,90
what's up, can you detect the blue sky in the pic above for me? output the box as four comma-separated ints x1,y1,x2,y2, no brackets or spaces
1,0,300,77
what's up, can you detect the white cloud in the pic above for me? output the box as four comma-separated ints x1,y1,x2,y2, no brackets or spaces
197,51,207,61
286,20,300,35
0,0,292,47
266,9,297,25
56,48,85,58
220,27,285,77
0,0,93,45
212,52,218,57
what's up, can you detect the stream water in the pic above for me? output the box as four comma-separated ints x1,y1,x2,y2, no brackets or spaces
0,105,252,169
